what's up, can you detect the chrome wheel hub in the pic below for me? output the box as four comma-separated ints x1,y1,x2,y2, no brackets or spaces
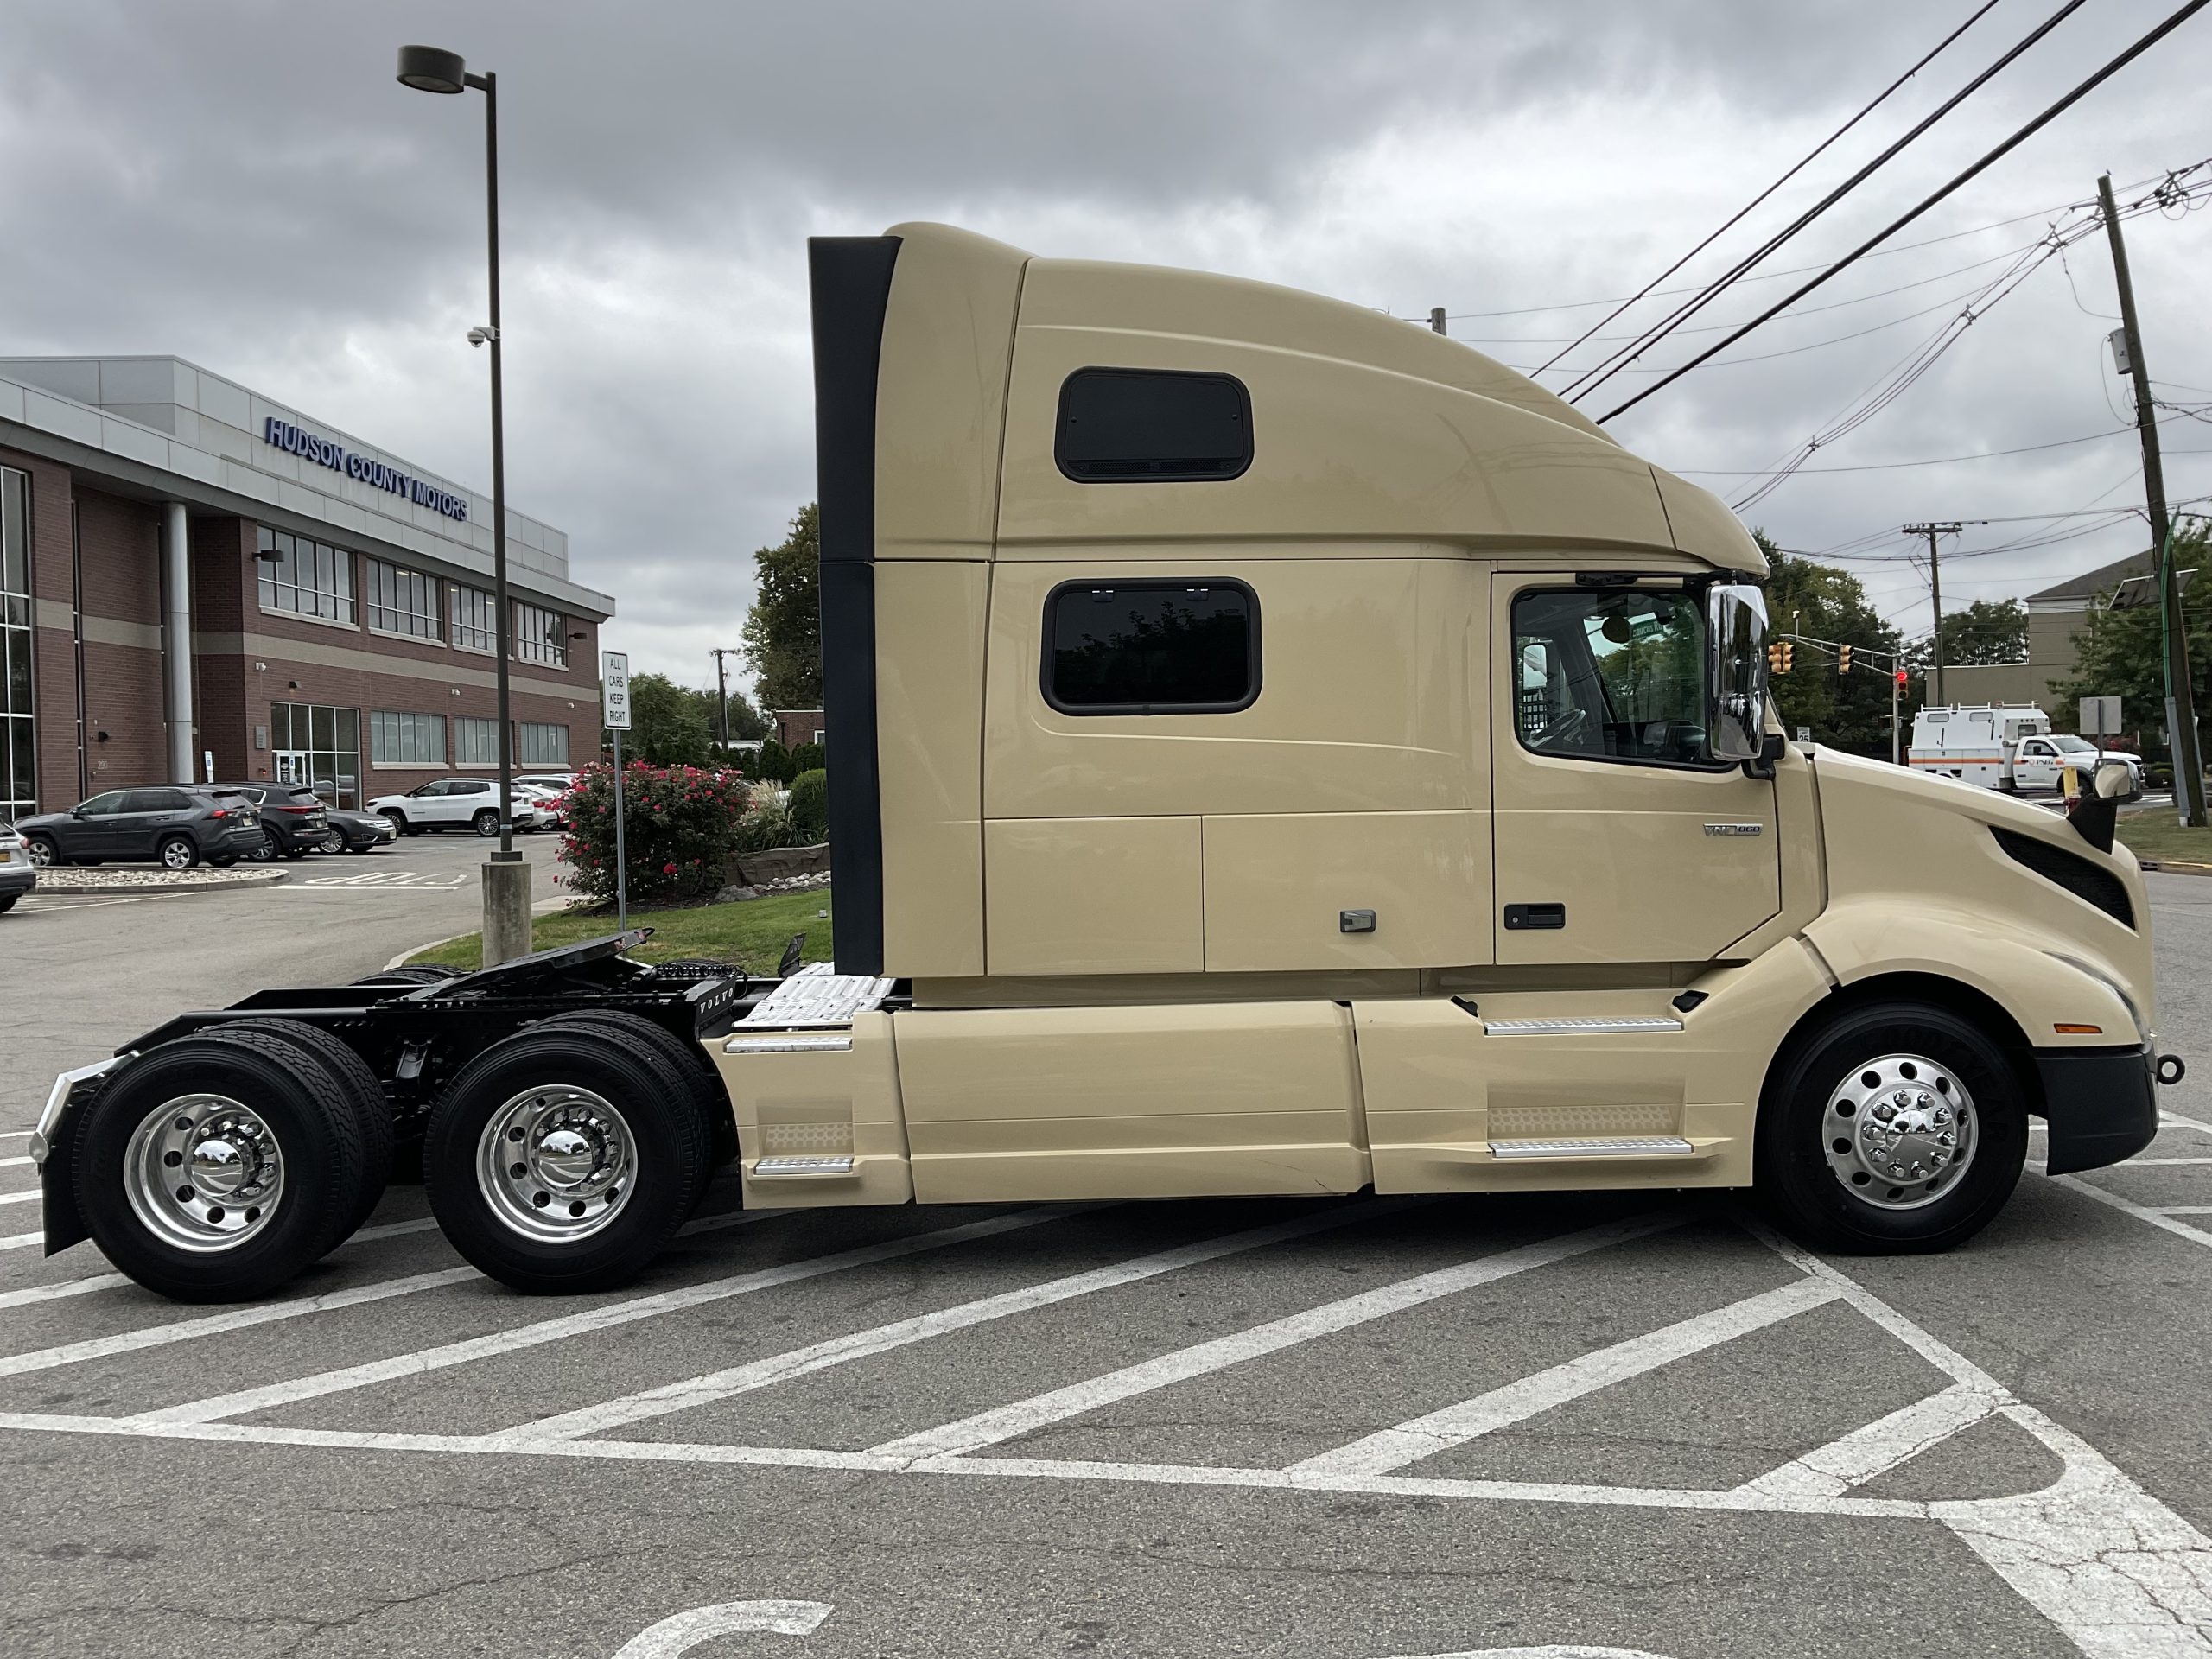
476,1085,636,1243
1822,1053,1977,1211
124,1095,284,1251
161,841,194,868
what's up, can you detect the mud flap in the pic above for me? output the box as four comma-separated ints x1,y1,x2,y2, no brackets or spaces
2037,1044,2158,1177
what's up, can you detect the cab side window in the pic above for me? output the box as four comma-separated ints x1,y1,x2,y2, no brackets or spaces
1512,588,1713,766
1045,580,1260,715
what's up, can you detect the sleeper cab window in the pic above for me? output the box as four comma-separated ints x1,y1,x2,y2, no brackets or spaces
1511,588,1718,766
1045,580,1260,715
1055,368,1252,482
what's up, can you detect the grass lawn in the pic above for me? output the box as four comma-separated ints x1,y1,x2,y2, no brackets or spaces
2117,813,2212,869
410,887,837,971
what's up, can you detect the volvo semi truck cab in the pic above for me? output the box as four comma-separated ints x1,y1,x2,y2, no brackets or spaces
35,224,2182,1301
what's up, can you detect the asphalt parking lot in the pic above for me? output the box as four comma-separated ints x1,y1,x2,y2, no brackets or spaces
0,873,2208,1658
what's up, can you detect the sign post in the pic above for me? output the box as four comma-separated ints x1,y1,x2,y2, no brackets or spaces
602,652,632,938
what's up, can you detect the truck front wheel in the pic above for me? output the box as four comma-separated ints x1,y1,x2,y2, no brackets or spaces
1756,1001,2028,1254
423,1026,709,1293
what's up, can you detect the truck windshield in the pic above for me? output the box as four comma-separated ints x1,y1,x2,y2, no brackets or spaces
1513,588,1709,765
2050,734,2097,753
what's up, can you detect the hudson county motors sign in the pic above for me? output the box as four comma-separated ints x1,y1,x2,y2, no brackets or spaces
262,416,469,521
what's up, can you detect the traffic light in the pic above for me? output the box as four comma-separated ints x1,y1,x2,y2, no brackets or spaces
1895,669,1909,687
1767,643,1784,674
1780,640,1795,674
1838,645,1853,675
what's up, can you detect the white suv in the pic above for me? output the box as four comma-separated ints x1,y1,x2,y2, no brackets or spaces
369,779,546,837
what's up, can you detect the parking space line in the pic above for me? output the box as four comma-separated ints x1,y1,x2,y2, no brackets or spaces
0,1190,41,1206
0,1268,480,1379
1290,1278,1835,1478
0,1230,42,1253
1,1155,32,1167
137,1208,1077,1426
2056,1174,2212,1251
2159,1207,2212,1217
1733,1382,1997,1501
511,1198,1421,1443
868,1214,1678,1465
2119,1158,2212,1167
0,1273,131,1312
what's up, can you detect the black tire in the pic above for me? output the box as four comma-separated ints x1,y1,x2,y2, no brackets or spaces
0,893,16,914
71,1029,368,1301
379,810,410,837
472,809,500,837
220,1018,394,1239
536,1009,734,1202
26,834,58,868
210,855,238,868
344,842,370,855
156,835,200,871
319,830,346,854
1756,1001,2028,1255
248,830,281,862
423,1025,709,1293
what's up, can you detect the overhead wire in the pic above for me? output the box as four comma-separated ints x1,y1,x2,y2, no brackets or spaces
1529,0,2005,375
1597,1,2212,423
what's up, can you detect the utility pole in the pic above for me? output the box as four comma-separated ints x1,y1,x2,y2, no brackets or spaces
709,647,740,749
1903,522,1964,705
1429,308,1447,336
2100,171,2206,827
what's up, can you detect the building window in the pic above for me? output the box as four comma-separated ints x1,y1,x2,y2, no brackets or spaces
1043,579,1261,715
257,527,356,624
455,715,500,766
513,601,567,667
370,710,445,766
366,558,442,640
452,585,498,653
1054,368,1253,482
270,701,362,807
1,467,33,816
518,721,569,766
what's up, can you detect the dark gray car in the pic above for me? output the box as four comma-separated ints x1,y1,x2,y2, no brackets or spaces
16,787,265,871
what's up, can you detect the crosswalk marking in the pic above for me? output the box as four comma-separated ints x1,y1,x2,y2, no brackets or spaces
869,1214,1676,1465
509,1199,1419,1443
1734,1382,1998,1500
137,1208,1074,1426
1291,1277,1835,1478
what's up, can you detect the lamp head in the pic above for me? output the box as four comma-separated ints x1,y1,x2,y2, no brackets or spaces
396,44,468,95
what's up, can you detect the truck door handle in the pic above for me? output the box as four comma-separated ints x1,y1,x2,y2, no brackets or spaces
1503,903,1566,931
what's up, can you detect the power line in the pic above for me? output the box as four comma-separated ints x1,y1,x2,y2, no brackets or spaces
1530,0,2004,375
1563,0,2093,404
1598,0,2212,424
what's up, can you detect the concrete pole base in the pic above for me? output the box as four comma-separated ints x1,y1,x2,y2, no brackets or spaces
481,852,533,967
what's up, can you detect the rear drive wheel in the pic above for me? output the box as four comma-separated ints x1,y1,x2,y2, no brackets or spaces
1756,1001,2027,1254
157,836,200,871
472,809,500,837
26,835,57,868
220,1019,394,1238
536,1010,733,1202
71,1030,368,1300
423,1026,709,1293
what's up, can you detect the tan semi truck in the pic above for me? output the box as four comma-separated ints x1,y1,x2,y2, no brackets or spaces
35,224,2183,1301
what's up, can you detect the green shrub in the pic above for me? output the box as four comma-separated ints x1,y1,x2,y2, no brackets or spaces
732,797,799,855
556,761,751,905
789,769,829,842
788,741,826,775
756,738,796,784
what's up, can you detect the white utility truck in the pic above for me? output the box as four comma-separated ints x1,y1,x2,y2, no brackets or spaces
33,225,2183,1302
1910,702,2145,798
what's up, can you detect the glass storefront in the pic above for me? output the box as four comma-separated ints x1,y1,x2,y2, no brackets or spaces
1,467,33,817
270,701,360,807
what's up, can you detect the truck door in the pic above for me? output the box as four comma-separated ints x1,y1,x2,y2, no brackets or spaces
2015,738,2058,792
1489,574,1780,964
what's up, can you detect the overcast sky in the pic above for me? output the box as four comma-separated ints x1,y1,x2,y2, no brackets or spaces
5,0,2209,690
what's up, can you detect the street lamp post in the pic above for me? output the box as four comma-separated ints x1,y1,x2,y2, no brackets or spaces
397,44,531,964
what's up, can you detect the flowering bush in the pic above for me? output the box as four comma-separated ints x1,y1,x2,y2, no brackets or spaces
555,761,753,906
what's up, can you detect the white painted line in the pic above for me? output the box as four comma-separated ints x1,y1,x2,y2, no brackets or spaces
613,1599,831,1656
0,1130,33,1141
2162,1111,2212,1135
1733,1382,1997,1501
869,1213,1676,1465
513,1199,1417,1443
674,1208,779,1238
0,1268,479,1380
353,1217,442,1242
1293,1277,1835,1478
0,1273,130,1313
2158,1207,2212,1217
0,1229,44,1253
0,1155,31,1168
137,1208,1075,1426
2056,1174,2212,1251
1752,1224,2212,1657
0,1189,41,1206
2120,1158,2212,1167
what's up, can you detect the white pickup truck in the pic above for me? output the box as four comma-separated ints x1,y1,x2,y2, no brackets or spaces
1909,703,2144,798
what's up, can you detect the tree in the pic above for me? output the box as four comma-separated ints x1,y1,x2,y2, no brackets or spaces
1906,598,2027,671
1753,533,1906,757
2052,523,2211,758
743,504,822,711
615,671,714,766
716,687,771,742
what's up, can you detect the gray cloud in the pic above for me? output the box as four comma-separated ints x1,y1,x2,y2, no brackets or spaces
5,0,2208,681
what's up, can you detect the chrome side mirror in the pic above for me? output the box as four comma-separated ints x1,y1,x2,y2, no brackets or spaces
1707,582,1770,766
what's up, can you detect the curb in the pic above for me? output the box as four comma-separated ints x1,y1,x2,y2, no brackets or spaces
2140,859,2212,878
34,868,291,896
385,930,472,971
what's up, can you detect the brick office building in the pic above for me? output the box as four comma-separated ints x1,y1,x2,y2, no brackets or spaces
0,356,613,819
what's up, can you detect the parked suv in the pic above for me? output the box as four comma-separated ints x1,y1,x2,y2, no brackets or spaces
368,777,545,837
209,783,329,861
16,788,264,870
0,821,36,912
